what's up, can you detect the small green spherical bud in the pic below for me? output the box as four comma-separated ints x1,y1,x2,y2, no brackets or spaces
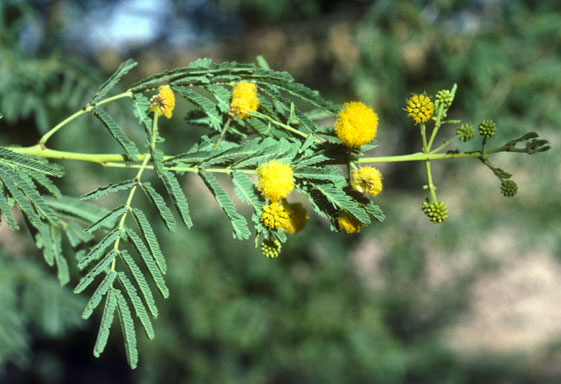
261,239,281,258
500,180,518,197
478,119,497,138
436,90,454,108
457,123,474,142
422,200,448,224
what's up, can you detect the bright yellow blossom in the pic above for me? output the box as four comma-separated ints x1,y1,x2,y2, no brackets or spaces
335,101,378,148
405,94,434,124
337,212,364,234
150,85,175,119
260,202,290,230
257,161,294,202
229,81,259,119
281,202,309,234
351,167,383,196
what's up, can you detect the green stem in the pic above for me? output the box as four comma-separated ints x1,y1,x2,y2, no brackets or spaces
427,103,445,150
214,117,232,149
425,160,437,203
39,91,133,145
111,114,157,270
252,112,324,143
430,136,460,154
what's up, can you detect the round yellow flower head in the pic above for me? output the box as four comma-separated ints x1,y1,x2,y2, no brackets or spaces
229,81,259,119
150,85,175,119
257,161,294,202
351,167,383,196
406,94,434,124
335,101,379,148
260,202,290,230
281,202,309,234
337,211,364,234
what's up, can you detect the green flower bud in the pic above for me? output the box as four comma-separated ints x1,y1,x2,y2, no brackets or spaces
422,200,448,224
261,239,281,258
436,89,454,108
478,119,496,138
457,123,474,142
500,180,518,197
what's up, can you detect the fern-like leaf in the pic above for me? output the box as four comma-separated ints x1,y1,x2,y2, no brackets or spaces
115,289,139,369
125,229,169,298
157,170,192,229
81,270,117,319
80,179,136,200
93,108,139,159
117,272,154,339
93,288,117,358
140,182,176,232
131,208,166,274
78,228,122,270
199,170,250,240
231,171,264,213
85,205,127,234
74,250,118,293
119,249,158,318
90,58,137,104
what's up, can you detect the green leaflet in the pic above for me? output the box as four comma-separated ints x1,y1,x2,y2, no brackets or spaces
89,58,137,104
85,205,127,234
199,170,250,240
131,208,166,274
117,272,154,340
50,224,69,286
140,182,176,232
174,86,223,131
132,93,153,138
46,196,110,224
205,84,231,113
365,201,385,223
231,171,264,213
77,228,122,270
93,288,117,358
119,249,158,318
81,179,137,200
126,229,169,298
74,250,118,294
0,164,58,225
81,270,117,319
0,147,64,177
313,183,371,225
0,165,42,226
293,166,345,183
157,170,192,229
0,184,18,229
115,289,139,369
93,108,139,159
27,170,61,198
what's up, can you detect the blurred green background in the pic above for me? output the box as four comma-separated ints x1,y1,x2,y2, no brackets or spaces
1,0,560,383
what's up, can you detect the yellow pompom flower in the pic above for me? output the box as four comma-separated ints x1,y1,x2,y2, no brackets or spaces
150,85,175,119
229,81,259,119
281,202,309,234
257,161,294,202
260,202,290,230
351,167,383,196
337,212,364,234
335,101,379,148
405,94,434,124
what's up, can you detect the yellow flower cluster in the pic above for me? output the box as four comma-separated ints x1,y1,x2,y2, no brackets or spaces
229,81,259,119
257,161,294,202
261,202,290,230
282,202,309,234
405,94,434,124
335,101,378,148
150,85,175,119
351,167,383,196
337,212,364,234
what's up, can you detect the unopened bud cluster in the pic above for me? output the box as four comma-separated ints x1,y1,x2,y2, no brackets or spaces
435,90,454,108
457,123,474,142
478,120,496,138
422,200,448,224
261,239,281,258
500,180,518,197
